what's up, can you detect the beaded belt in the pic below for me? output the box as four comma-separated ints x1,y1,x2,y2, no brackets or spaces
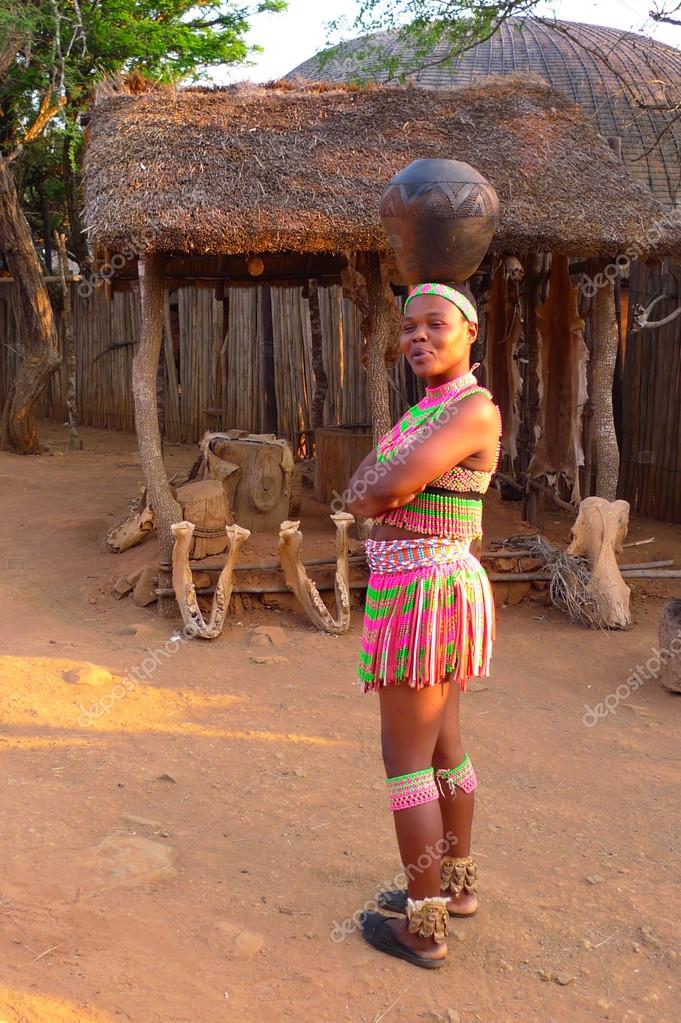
365,537,472,574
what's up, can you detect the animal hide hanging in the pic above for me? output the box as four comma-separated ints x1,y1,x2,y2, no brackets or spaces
486,255,522,466
528,254,588,504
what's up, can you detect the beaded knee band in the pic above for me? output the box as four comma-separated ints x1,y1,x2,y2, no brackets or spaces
386,767,439,812
436,754,477,797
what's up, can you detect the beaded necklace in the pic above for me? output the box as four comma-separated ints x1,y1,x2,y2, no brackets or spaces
376,364,481,464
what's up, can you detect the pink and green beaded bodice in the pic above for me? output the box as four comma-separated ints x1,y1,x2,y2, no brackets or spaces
374,368,502,540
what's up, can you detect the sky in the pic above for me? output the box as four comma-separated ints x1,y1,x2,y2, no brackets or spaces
209,0,681,85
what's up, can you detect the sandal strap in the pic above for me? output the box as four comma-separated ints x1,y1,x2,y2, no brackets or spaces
441,855,478,897
406,896,449,943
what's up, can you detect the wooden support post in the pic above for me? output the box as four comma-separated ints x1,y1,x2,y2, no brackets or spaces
308,278,328,431
260,284,277,435
590,272,620,501
133,254,182,617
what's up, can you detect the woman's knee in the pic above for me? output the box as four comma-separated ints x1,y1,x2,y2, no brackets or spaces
432,738,466,767
381,736,433,778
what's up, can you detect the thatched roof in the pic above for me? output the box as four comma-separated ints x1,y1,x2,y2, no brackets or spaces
82,76,681,262
288,18,681,210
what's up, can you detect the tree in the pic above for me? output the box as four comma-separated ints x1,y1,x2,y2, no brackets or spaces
0,0,286,453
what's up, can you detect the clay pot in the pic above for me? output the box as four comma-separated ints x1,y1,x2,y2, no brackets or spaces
379,158,499,285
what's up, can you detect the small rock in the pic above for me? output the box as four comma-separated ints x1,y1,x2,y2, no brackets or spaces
118,625,138,636
581,938,594,950
585,874,606,885
216,921,265,958
447,1012,462,1023
113,576,133,598
80,834,176,892
156,772,177,783
249,654,288,665
537,968,551,982
506,581,532,605
554,973,575,986
497,958,513,972
122,814,163,829
61,665,115,687
639,924,662,948
248,625,288,649
632,942,641,953
293,766,307,778
132,564,158,607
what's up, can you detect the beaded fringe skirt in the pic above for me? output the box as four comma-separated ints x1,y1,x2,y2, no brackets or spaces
357,537,495,693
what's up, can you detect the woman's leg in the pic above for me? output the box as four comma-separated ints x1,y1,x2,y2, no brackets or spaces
432,679,478,914
378,681,450,957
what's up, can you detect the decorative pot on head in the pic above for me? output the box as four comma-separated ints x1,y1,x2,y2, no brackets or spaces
379,158,499,285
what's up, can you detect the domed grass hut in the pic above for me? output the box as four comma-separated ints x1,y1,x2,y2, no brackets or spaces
81,76,681,613
287,18,681,522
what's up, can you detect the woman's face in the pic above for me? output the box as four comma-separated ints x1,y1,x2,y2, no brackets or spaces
399,294,477,380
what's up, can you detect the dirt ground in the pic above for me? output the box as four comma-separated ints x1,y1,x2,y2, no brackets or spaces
1,420,680,1023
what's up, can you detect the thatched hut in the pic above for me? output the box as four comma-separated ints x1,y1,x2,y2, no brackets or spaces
288,18,681,521
79,75,681,611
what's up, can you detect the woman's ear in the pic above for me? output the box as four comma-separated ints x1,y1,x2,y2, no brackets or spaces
467,321,479,345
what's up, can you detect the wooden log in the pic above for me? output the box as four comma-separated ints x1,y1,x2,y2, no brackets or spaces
176,479,231,558
206,433,294,533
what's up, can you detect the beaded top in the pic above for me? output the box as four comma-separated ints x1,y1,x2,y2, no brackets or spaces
373,367,502,539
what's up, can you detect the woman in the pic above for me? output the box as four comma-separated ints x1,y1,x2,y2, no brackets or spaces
346,282,501,969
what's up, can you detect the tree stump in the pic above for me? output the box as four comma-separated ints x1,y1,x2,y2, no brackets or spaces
176,479,231,559
659,600,681,693
201,432,294,533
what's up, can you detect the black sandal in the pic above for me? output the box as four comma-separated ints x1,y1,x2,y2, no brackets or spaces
360,911,447,969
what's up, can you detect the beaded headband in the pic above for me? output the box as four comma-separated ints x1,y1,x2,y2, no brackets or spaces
403,283,478,326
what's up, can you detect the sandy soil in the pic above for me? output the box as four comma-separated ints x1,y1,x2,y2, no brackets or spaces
0,420,680,1023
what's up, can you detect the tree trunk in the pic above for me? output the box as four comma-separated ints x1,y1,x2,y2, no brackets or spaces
55,231,80,450
0,157,61,453
133,254,182,617
308,278,328,430
40,187,52,273
590,275,620,501
362,254,393,444
62,129,90,271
